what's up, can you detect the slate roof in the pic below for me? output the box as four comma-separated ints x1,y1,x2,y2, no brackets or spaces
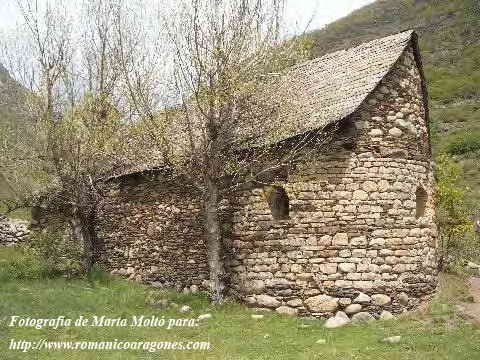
107,30,422,180
247,29,418,146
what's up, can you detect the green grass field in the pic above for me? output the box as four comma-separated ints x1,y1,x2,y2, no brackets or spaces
0,204,31,222
0,247,479,360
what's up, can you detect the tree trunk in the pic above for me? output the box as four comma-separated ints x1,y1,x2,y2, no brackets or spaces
88,210,103,263
69,209,95,275
204,177,227,304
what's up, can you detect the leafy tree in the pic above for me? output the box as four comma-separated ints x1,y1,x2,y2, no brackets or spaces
435,154,475,272
1,0,142,274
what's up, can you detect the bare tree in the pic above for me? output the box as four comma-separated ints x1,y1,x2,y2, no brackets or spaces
118,0,334,303
1,0,142,273
3,0,330,295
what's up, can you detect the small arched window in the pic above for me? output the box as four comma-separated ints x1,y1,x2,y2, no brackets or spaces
415,187,428,218
263,186,290,220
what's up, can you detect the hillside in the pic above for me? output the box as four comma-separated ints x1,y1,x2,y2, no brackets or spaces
0,62,25,113
0,63,31,206
308,0,480,208
0,64,19,199
0,62,30,142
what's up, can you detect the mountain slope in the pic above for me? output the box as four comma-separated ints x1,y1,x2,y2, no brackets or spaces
0,63,31,202
307,0,480,207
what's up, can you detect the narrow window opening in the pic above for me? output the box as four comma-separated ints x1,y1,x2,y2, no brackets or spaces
263,185,290,220
338,118,358,138
337,118,358,150
415,187,427,218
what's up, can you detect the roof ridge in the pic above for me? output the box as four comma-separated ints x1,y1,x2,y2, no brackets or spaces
287,29,415,74
247,29,417,147
107,30,421,179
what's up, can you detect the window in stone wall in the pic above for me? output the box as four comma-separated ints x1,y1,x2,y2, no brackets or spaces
337,117,358,150
262,185,290,220
416,186,428,218
338,117,358,138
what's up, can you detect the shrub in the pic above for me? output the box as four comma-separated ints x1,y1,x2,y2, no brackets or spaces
435,154,476,273
0,247,51,281
28,224,84,278
446,131,480,155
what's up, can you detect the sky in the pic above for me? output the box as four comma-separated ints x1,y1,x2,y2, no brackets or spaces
0,0,376,34
284,0,375,33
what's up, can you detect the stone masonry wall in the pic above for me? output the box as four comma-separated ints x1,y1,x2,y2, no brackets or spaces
229,43,438,318
96,176,209,290
0,215,30,247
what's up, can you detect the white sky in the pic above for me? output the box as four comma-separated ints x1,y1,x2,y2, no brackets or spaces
0,0,376,34
284,0,375,33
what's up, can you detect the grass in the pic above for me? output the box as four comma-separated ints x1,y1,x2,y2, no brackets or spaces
0,248,479,359
427,71,480,104
463,157,480,206
0,204,31,221
7,208,31,222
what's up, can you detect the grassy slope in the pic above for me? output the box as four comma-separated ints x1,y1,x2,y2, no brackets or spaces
307,0,480,206
0,65,32,210
0,248,479,360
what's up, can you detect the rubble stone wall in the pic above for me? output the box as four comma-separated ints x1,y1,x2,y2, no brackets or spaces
229,44,438,317
96,177,209,289
0,215,30,246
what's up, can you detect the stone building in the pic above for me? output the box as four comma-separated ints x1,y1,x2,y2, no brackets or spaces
96,30,438,318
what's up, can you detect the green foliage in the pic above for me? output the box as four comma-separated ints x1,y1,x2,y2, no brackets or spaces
464,0,480,26
0,247,43,280
436,154,469,220
0,202,32,220
461,156,480,208
425,62,480,104
12,212,104,281
435,154,475,273
428,72,480,104
291,35,315,62
431,103,480,124
446,130,480,155
29,224,84,278
8,207,32,221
